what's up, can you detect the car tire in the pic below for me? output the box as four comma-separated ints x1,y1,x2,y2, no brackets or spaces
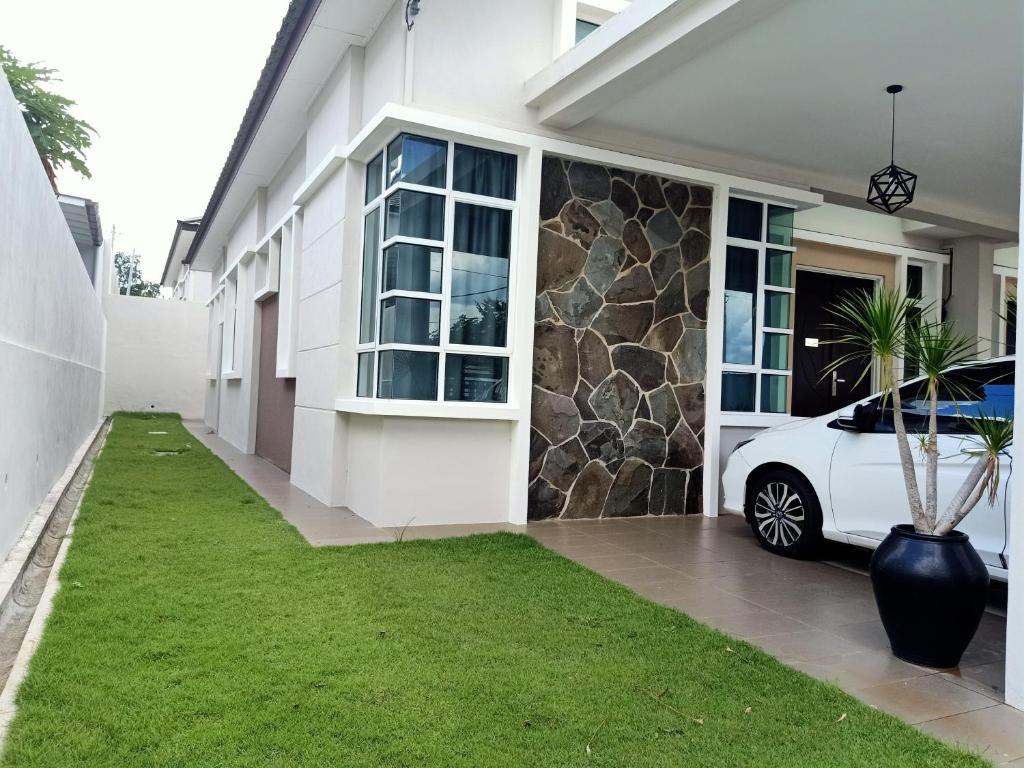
747,469,823,559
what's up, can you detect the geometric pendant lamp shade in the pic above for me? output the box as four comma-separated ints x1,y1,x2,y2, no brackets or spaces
866,162,918,214
866,84,917,214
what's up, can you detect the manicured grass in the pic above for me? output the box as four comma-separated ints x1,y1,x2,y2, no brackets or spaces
1,414,986,767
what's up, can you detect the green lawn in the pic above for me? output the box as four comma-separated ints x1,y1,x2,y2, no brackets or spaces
0,413,986,767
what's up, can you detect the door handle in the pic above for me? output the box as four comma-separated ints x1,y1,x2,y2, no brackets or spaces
831,370,846,397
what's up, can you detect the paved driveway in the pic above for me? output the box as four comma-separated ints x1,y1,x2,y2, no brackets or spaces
528,514,1023,765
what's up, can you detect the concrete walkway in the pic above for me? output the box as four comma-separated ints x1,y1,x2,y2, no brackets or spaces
185,419,1022,763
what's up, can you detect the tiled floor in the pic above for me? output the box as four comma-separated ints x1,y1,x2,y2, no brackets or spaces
183,420,1022,762
529,514,1021,764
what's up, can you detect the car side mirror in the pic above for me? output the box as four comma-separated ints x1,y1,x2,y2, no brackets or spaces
837,403,877,432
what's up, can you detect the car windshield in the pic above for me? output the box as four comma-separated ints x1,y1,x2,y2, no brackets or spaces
872,360,1013,434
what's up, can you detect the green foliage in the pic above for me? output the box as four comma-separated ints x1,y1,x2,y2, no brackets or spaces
824,287,919,392
0,45,95,179
0,413,986,767
113,252,161,298
963,414,1015,504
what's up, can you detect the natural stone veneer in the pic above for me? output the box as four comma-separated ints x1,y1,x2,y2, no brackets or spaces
530,157,710,520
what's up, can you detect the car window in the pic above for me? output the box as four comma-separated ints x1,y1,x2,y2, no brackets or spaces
873,361,1013,434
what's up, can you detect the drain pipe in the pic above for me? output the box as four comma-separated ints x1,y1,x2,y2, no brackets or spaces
0,419,110,690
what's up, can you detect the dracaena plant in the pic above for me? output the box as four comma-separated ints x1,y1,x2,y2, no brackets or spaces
825,287,1012,536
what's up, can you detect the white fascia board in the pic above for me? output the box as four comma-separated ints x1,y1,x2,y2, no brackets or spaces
525,0,788,128
348,103,823,207
335,398,521,421
792,229,951,264
292,147,347,205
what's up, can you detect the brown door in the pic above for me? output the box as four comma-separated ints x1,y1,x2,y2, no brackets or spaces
255,295,296,472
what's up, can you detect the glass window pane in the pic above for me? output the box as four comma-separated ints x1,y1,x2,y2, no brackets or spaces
383,243,442,294
444,355,509,403
377,351,438,400
762,333,789,370
450,203,511,346
761,374,788,413
358,209,380,344
356,352,374,397
764,291,791,329
379,297,441,345
722,372,755,412
365,152,383,203
575,18,599,43
453,145,517,200
385,190,444,241
767,205,794,247
723,246,757,364
907,264,923,299
386,133,447,188
727,197,762,241
764,249,792,288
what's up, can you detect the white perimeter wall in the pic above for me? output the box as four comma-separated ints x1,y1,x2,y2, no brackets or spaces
102,294,208,419
0,74,105,561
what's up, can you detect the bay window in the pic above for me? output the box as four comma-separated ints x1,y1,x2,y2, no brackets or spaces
721,196,795,414
357,133,517,403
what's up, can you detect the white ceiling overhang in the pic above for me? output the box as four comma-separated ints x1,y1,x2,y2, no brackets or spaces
191,0,392,270
526,0,1024,239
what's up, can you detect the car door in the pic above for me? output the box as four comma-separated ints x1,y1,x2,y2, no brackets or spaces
829,361,1013,568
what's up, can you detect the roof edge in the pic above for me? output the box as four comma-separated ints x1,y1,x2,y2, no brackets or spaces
161,218,202,286
184,0,323,267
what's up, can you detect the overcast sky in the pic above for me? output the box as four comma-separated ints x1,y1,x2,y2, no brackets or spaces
1,0,290,281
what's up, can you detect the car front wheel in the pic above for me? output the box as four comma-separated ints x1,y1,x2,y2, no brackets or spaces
747,469,823,559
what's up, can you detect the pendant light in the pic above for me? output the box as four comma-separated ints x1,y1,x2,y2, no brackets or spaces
866,84,918,214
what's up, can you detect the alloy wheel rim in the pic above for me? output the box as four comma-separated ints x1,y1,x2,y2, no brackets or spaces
754,482,805,547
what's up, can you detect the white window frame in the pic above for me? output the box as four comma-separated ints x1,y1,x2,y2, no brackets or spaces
995,264,1017,357
221,267,240,379
356,132,520,404
721,194,796,415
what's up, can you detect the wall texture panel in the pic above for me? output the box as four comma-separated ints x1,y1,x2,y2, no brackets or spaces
530,157,711,520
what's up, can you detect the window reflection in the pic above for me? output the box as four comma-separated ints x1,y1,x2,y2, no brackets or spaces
450,203,511,347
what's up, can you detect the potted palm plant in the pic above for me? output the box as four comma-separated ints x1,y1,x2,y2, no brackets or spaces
827,288,1013,668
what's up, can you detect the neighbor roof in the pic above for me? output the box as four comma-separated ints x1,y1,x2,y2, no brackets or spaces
57,194,102,250
161,218,202,287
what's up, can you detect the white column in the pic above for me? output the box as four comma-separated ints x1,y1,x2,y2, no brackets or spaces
945,237,996,357
1005,94,1024,710
701,183,730,517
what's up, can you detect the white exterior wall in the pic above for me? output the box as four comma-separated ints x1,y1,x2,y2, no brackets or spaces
409,0,557,126
360,0,406,119
0,74,105,561
266,143,306,229
345,416,513,527
102,294,208,419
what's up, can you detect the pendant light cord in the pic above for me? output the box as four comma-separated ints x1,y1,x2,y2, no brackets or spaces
890,90,896,165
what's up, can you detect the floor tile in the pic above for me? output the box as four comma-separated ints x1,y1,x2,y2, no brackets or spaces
856,675,1000,724
918,705,1024,763
702,610,811,639
789,651,931,691
749,628,867,664
941,661,1006,701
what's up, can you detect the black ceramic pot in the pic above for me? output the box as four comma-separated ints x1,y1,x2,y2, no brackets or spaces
869,524,989,668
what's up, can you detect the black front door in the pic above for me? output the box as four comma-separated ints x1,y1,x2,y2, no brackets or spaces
791,269,877,417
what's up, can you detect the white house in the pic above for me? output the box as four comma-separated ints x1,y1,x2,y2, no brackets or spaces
180,0,1020,529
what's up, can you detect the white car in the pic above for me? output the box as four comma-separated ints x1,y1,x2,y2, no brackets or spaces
722,357,1014,580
